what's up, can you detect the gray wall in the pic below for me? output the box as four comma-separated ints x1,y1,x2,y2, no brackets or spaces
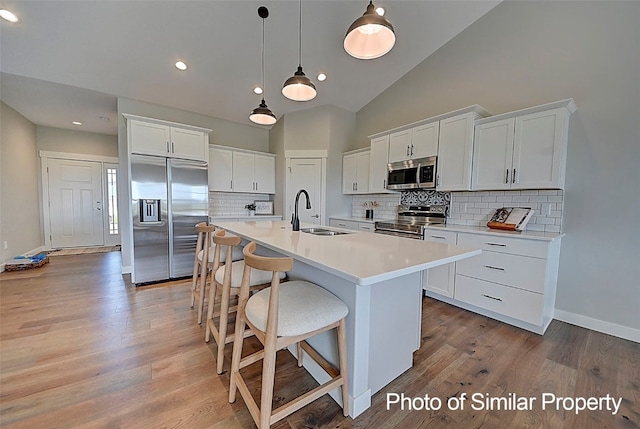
269,116,286,216
117,97,271,272
272,105,353,221
0,102,42,262
355,1,640,331
37,126,117,157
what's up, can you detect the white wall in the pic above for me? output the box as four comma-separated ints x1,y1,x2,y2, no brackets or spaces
0,102,42,263
355,2,640,333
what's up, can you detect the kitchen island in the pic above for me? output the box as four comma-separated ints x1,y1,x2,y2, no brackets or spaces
212,220,481,418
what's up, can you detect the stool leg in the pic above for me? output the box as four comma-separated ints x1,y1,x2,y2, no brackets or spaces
191,232,203,309
204,278,219,343
259,337,277,428
197,263,208,325
296,342,303,367
229,294,248,404
216,278,232,374
337,318,349,417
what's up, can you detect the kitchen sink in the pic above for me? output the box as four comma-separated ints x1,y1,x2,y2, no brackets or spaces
300,227,351,236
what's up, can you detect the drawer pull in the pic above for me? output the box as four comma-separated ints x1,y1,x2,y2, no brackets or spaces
485,242,507,247
482,294,503,302
430,235,447,239
484,265,505,271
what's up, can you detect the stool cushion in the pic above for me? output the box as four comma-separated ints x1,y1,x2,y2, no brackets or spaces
214,261,285,288
245,281,348,337
198,244,244,264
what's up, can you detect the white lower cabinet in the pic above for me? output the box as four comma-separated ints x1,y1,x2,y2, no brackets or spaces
424,228,561,334
422,230,457,298
329,219,375,232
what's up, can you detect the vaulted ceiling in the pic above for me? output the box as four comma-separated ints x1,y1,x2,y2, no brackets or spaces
0,1,499,135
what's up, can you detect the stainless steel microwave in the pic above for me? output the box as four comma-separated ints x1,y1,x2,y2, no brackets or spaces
387,156,437,190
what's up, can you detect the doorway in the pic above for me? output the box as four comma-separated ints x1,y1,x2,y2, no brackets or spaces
41,152,119,250
286,157,325,226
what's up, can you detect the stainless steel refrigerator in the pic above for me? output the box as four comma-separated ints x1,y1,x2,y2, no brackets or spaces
131,154,208,285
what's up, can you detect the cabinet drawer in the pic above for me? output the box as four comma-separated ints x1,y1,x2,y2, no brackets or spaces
358,223,375,232
455,275,543,325
457,232,548,258
423,230,457,244
456,251,546,293
329,219,359,231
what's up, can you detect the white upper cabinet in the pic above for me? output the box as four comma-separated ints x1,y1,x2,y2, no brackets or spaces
472,100,575,190
209,145,275,194
388,121,439,163
437,111,484,191
342,150,370,194
368,135,394,193
126,115,209,161
209,147,233,191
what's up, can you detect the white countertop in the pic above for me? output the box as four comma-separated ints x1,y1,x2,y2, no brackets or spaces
211,220,481,286
424,223,564,242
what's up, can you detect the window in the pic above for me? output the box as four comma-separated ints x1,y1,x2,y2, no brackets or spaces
106,167,118,235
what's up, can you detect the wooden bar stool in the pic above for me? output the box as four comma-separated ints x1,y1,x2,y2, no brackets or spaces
229,241,349,428
191,223,243,324
205,230,284,374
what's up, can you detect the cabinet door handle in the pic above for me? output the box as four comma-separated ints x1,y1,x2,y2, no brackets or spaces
230,180,233,189
167,141,170,153
485,242,507,247
406,145,410,156
512,168,516,184
484,265,505,271
436,173,440,187
505,169,509,184
482,294,503,302
355,182,358,191
171,142,175,153
383,179,387,189
256,182,258,191
410,144,414,156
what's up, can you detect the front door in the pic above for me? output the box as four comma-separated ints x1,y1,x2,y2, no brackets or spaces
287,158,322,225
48,158,104,248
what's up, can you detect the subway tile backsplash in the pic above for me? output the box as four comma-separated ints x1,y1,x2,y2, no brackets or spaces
209,192,273,217
448,190,564,233
350,189,564,233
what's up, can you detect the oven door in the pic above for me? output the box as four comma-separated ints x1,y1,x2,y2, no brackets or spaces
375,229,422,239
374,223,423,240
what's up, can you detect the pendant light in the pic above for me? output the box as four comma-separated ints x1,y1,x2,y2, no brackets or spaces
344,1,396,60
250,6,277,125
282,0,316,102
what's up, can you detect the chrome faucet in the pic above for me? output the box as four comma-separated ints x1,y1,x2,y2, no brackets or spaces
291,189,311,231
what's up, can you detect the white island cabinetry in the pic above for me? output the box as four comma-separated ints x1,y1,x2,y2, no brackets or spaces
210,220,480,418
422,230,458,298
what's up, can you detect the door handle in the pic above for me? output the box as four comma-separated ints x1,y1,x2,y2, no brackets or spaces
512,168,516,184
505,169,509,184
406,145,409,156
410,144,414,156
311,214,319,218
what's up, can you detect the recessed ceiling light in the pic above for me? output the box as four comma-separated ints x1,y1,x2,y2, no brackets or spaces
175,61,187,71
376,7,385,16
254,86,263,95
317,73,327,82
0,9,20,23
72,121,83,126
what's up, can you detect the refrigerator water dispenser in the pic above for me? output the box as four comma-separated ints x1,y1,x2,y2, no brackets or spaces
140,199,161,223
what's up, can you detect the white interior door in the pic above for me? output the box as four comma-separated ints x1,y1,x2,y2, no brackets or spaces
48,159,104,248
287,158,323,226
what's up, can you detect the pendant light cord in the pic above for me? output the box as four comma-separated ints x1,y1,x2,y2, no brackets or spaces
261,15,266,100
298,0,302,67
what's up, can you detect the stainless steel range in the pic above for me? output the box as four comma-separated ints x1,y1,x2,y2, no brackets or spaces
375,205,447,239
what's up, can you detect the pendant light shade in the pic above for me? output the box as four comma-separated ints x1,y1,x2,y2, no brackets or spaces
344,1,396,60
250,99,277,125
282,66,317,102
250,6,276,125
282,0,317,101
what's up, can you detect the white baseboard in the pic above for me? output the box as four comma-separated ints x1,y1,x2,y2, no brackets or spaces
554,309,639,343
121,265,132,275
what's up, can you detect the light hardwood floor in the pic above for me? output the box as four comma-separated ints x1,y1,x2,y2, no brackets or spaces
0,252,637,428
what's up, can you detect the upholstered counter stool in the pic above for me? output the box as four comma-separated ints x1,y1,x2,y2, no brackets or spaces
191,223,242,324
228,241,349,428
205,230,284,374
